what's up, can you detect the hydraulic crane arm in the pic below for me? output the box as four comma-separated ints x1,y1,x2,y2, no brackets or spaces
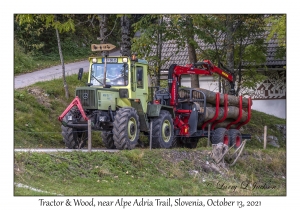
168,60,235,106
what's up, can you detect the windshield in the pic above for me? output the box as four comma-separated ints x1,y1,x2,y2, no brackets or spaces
90,63,128,86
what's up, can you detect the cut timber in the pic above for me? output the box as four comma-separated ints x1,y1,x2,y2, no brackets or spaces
196,106,247,129
178,88,252,108
196,88,251,108
204,106,248,122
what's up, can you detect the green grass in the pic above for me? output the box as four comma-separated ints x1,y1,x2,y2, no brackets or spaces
14,148,286,196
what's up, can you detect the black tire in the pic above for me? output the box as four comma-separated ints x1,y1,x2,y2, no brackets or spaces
151,110,175,149
61,125,87,149
101,131,116,149
228,129,242,148
211,128,229,145
113,108,140,150
61,110,87,149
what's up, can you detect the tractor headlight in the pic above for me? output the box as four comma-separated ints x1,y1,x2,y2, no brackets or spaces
92,58,97,63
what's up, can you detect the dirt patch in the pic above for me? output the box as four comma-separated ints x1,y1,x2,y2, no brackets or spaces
27,87,52,108
161,149,228,175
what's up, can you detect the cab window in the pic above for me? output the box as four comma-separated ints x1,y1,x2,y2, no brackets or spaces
137,66,143,89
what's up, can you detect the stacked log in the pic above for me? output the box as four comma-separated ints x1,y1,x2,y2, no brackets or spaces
204,106,248,122
178,88,251,129
195,88,251,108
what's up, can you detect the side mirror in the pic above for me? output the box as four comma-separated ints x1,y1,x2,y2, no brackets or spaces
78,68,83,80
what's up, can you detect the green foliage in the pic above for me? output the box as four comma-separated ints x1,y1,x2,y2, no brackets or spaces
14,41,35,74
14,14,98,75
240,69,267,92
132,15,181,80
265,15,286,47
16,14,75,33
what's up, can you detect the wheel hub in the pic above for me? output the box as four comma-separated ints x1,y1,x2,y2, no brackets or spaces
162,120,171,142
130,124,135,135
127,117,137,141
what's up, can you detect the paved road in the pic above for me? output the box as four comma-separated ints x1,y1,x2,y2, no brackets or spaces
14,50,121,89
14,148,119,153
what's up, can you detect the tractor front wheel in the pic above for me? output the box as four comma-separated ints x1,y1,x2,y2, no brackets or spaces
151,110,175,149
113,108,140,150
61,108,87,149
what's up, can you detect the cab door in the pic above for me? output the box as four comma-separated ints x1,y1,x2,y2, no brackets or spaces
135,64,148,113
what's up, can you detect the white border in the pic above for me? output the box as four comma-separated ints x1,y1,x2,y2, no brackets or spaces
3,1,296,209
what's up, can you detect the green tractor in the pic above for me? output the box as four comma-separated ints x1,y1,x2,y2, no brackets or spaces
58,48,175,150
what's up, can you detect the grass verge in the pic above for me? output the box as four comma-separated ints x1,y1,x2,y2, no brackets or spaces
14,148,286,196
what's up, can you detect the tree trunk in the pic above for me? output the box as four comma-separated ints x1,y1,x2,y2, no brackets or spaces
188,43,199,88
56,28,69,99
225,15,235,94
120,15,131,57
98,14,108,56
156,16,163,87
185,15,199,88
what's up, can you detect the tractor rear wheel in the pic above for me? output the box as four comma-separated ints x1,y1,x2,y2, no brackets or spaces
211,128,229,145
113,108,140,150
101,131,116,149
228,129,243,148
151,110,175,149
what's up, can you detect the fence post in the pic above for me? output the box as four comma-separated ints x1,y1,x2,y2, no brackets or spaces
207,124,211,147
88,119,92,152
149,121,153,150
263,125,267,149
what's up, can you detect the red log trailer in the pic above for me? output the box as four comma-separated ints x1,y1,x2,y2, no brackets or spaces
153,60,251,148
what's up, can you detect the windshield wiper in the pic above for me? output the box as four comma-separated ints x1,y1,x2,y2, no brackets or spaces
91,74,104,86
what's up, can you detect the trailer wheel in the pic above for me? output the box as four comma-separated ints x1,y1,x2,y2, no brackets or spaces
113,108,140,150
228,129,242,148
151,110,175,149
211,128,229,145
101,131,116,149
61,126,87,149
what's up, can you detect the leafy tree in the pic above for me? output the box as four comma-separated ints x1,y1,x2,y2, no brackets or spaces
264,14,286,58
16,14,76,99
192,14,227,92
233,15,268,96
193,14,268,96
132,15,179,86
